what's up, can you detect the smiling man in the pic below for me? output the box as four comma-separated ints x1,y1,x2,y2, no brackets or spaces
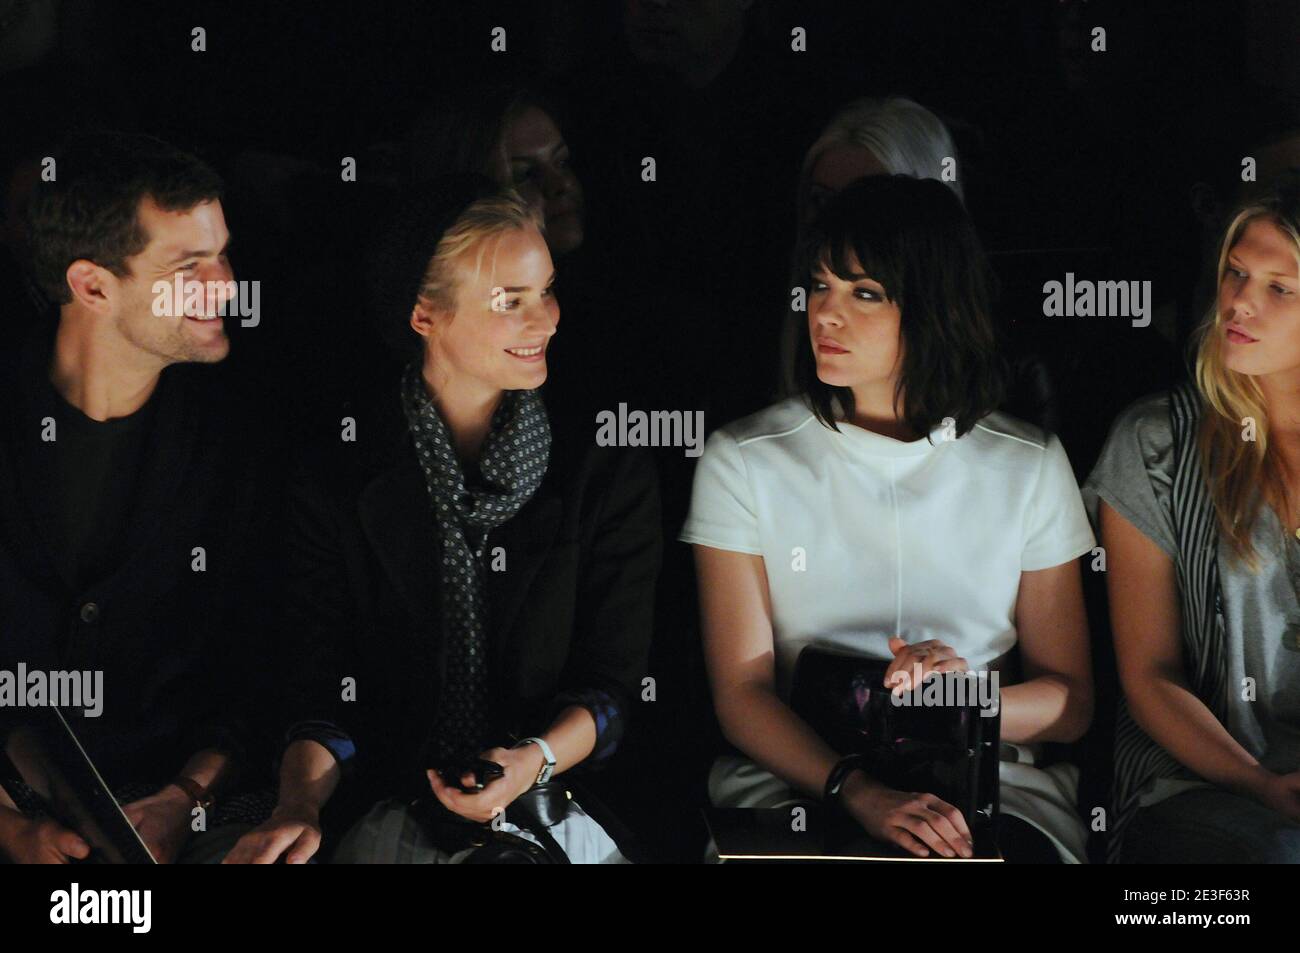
0,131,271,864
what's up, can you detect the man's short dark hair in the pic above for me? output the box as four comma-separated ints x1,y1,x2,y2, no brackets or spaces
794,174,1006,439
25,130,223,306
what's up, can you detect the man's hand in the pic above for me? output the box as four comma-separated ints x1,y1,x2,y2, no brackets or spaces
223,801,322,864
121,785,195,864
0,811,92,864
426,744,546,824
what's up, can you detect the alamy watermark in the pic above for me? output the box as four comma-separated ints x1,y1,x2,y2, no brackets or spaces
889,668,1000,717
0,665,103,717
595,403,705,458
1042,273,1151,327
152,275,261,327
50,883,150,933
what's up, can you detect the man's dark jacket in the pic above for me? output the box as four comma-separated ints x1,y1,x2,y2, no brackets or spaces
0,326,276,790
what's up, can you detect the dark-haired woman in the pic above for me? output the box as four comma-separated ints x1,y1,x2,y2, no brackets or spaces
409,87,584,259
1085,181,1300,863
225,179,660,864
681,175,1095,863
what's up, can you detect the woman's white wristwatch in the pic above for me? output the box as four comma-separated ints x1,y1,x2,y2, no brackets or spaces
512,736,556,784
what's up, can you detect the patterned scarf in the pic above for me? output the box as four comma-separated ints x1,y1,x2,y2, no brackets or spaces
401,362,551,764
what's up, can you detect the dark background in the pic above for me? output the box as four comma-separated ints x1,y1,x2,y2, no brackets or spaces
2,0,1298,862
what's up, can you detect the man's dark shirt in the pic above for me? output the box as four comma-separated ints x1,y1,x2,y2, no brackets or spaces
46,385,154,594
0,324,275,792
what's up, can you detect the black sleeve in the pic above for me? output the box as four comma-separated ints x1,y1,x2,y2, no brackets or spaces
179,416,283,775
277,465,364,762
552,445,662,761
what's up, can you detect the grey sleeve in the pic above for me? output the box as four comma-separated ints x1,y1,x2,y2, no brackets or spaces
1081,393,1178,559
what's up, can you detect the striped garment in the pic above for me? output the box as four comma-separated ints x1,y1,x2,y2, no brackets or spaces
1108,380,1229,861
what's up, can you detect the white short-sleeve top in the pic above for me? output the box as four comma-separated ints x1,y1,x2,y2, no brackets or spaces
680,396,1096,698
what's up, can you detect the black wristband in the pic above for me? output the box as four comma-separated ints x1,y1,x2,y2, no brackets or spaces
823,755,863,806
168,775,214,811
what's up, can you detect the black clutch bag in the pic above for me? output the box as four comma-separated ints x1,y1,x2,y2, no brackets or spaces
789,645,1001,841
408,782,574,864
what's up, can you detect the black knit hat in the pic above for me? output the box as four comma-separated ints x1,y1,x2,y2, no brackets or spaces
368,172,502,360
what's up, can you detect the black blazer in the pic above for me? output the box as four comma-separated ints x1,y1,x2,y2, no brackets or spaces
0,327,275,789
281,385,662,809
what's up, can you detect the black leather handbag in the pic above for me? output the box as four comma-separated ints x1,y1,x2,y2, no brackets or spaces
789,645,1001,841
410,782,573,864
